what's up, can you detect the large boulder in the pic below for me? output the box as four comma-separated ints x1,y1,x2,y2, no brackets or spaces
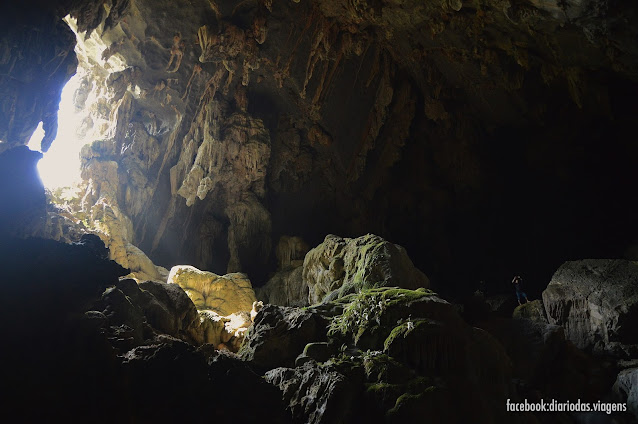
512,299,548,323
329,288,511,393
328,287,458,350
613,367,638,419
262,287,516,424
477,316,606,402
542,259,638,356
119,336,292,423
97,278,203,348
303,234,429,305
99,285,149,350
137,280,202,344
264,361,358,424
167,265,257,316
240,304,328,370
0,236,128,333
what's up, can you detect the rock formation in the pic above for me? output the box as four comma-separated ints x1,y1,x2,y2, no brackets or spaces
614,367,638,418
241,303,328,370
276,235,309,269
167,264,257,315
255,287,515,424
167,264,258,349
258,265,307,307
542,259,638,357
259,233,430,306
0,6,78,151
304,234,430,304
512,299,548,323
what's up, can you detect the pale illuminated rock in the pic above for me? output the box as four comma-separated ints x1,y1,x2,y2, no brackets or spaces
167,265,257,316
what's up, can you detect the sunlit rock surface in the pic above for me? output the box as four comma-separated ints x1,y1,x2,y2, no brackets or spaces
167,265,257,316
164,265,259,350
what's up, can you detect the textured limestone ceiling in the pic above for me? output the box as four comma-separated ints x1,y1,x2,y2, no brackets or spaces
3,0,636,151
1,0,638,292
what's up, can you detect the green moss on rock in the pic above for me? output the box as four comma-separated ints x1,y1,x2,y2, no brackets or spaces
328,287,436,345
384,318,430,352
304,234,430,304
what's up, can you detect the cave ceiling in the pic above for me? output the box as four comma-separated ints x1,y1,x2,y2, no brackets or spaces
1,0,637,292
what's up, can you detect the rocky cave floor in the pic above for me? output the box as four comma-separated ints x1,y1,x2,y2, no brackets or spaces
1,232,636,424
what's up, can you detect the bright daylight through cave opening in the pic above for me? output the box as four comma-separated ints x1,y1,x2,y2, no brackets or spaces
27,15,121,191
28,73,84,189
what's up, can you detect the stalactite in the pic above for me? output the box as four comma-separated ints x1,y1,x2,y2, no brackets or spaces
198,67,227,108
197,25,217,62
181,64,202,101
276,235,309,268
314,37,346,105
347,52,393,181
153,105,183,188
281,8,317,88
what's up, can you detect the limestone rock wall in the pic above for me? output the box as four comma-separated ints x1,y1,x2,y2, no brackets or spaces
95,0,638,290
0,8,77,151
542,259,638,357
2,0,638,292
614,367,638,418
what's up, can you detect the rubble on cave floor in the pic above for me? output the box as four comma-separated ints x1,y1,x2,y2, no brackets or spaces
1,233,637,423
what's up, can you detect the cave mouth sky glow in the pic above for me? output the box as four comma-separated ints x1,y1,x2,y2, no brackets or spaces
28,15,128,191
28,73,85,190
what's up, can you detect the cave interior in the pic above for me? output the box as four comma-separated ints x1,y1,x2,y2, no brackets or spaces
1,0,638,422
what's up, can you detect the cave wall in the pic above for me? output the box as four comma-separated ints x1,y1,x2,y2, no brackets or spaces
1,0,638,295
0,4,77,152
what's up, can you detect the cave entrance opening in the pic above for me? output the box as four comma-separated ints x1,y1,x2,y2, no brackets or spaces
27,14,122,192
27,72,85,190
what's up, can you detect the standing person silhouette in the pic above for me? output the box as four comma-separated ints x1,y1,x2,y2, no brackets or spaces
512,275,529,305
